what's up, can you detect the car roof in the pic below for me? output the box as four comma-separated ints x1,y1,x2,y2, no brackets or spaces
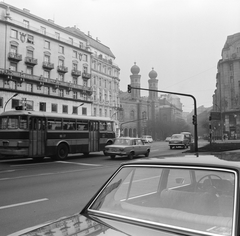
121,154,240,170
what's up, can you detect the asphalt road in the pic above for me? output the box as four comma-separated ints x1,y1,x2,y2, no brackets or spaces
0,141,187,235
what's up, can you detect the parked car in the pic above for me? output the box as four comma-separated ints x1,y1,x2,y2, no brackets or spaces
141,135,153,143
104,137,151,159
169,133,190,149
9,154,236,236
165,136,171,142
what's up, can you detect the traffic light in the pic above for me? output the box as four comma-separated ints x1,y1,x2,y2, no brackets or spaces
127,84,132,93
192,115,197,125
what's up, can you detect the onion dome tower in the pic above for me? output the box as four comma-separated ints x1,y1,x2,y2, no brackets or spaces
148,68,158,101
130,62,141,99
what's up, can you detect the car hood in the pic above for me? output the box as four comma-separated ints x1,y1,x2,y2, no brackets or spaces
8,213,166,236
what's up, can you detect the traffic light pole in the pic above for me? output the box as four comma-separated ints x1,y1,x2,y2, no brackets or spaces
128,85,198,152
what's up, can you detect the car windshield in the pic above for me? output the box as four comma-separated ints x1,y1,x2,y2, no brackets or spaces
171,134,183,139
89,165,235,236
114,138,131,145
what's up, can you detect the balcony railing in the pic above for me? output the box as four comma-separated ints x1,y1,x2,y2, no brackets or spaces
57,65,68,73
82,72,91,79
0,68,92,95
25,57,38,66
42,61,54,70
8,52,22,62
71,69,81,77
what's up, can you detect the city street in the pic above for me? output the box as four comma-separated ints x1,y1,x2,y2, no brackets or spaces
0,141,188,235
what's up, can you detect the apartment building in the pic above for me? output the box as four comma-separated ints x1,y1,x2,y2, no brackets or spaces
213,32,240,139
0,2,119,117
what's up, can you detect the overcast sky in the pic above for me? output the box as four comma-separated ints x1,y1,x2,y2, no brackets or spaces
4,0,240,112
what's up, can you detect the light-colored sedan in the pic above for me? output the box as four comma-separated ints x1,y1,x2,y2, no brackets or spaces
104,137,151,159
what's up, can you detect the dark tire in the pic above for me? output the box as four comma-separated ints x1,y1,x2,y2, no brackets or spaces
110,155,115,159
55,143,68,160
128,152,134,160
170,146,172,149
83,152,89,156
145,150,150,157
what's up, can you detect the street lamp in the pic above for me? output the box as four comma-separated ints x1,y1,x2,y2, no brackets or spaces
3,93,18,112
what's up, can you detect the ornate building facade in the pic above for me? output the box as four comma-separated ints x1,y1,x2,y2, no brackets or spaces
213,32,240,139
0,2,120,120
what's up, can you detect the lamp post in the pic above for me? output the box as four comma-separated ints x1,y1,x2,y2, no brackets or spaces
3,93,18,112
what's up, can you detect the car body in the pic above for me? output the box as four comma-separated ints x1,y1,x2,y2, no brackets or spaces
104,137,150,159
181,131,193,143
9,154,237,236
141,135,153,143
169,133,190,149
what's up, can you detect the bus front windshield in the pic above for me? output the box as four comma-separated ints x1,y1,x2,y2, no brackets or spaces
0,116,28,130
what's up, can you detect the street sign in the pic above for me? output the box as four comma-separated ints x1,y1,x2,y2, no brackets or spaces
210,112,221,120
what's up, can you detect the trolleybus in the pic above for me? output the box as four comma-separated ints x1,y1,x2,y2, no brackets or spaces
0,108,115,161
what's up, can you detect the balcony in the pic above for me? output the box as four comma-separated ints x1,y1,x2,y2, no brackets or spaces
42,61,54,70
8,52,22,62
25,57,38,66
57,65,68,73
82,72,91,79
71,69,81,77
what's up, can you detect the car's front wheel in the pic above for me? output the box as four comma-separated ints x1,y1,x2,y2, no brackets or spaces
128,152,134,160
145,150,150,157
110,155,115,159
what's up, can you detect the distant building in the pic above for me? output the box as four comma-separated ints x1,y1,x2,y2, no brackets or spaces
213,32,240,139
119,63,184,139
0,2,120,119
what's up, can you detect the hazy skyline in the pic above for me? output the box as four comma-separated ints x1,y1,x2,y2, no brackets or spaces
4,0,240,112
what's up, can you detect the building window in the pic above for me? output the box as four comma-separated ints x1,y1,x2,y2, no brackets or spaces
12,99,20,109
27,35,34,44
43,70,50,78
44,40,50,49
26,66,33,75
59,89,64,97
72,106,78,114
10,62,17,72
27,83,33,92
73,91,77,99
62,105,68,113
105,109,107,117
79,42,83,48
94,108,96,116
23,20,29,28
83,80,88,87
52,88,56,93
59,59,64,66
52,104,57,112
69,37,73,45
73,50,77,58
83,66,88,73
55,32,60,40
25,100,33,110
73,62,78,70
43,86,50,95
11,29,18,39
44,54,50,63
83,54,87,62
82,107,87,115
66,90,69,95
0,97,3,108
10,44,17,54
27,49,33,58
73,77,77,84
58,73,64,82
39,102,46,111
59,45,64,54
41,26,46,34
99,108,102,117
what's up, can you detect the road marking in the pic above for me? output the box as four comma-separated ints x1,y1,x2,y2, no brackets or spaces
0,198,48,210
0,170,17,173
57,161,102,166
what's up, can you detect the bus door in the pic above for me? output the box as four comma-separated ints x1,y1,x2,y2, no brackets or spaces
89,121,99,152
29,117,46,157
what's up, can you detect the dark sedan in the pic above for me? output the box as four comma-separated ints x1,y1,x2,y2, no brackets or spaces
9,154,236,236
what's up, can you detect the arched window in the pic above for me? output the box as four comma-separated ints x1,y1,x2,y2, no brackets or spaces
130,110,135,120
129,128,132,137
